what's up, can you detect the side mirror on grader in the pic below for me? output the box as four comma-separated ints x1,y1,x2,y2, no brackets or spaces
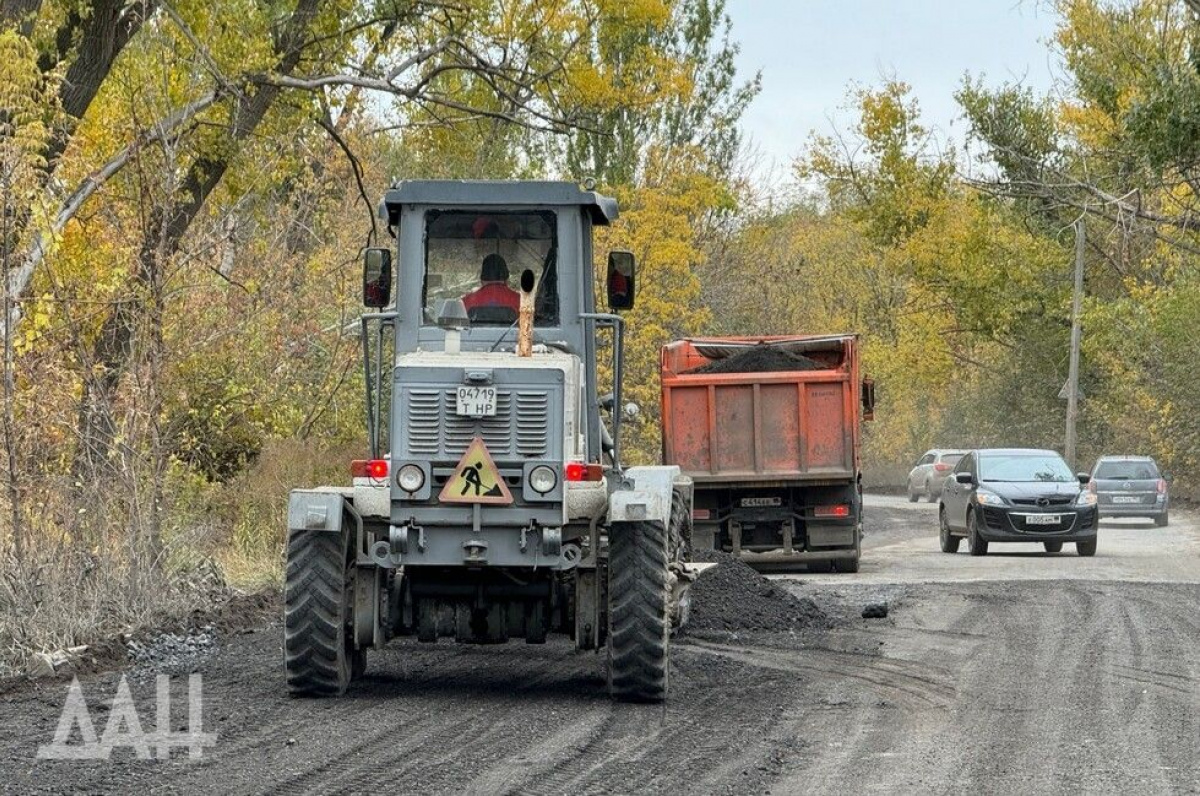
607,250,636,310
362,247,393,308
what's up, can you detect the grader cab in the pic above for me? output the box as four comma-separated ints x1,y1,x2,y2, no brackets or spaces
284,181,698,702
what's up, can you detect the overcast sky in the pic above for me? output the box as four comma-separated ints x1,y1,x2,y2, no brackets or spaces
725,1,1063,177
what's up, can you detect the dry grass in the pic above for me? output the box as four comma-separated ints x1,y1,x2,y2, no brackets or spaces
0,438,362,677
0,535,229,678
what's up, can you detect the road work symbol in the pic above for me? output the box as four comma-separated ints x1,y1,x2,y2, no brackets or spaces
440,437,513,505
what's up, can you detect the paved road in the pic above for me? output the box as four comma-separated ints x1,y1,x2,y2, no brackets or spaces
837,493,1200,584
1,495,1197,794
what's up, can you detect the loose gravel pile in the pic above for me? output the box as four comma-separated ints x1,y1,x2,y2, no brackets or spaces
687,345,824,375
686,550,830,634
126,626,217,680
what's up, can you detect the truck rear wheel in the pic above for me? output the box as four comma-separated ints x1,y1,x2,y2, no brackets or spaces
832,555,860,573
608,519,670,703
284,525,356,696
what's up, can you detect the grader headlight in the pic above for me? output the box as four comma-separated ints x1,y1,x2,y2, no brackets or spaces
529,465,558,495
396,463,426,493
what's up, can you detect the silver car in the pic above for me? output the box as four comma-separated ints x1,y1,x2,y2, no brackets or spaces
1089,455,1170,526
907,449,967,503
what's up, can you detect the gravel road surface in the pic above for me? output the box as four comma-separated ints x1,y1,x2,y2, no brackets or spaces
1,495,1197,794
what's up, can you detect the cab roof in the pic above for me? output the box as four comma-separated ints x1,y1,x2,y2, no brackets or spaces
379,180,619,226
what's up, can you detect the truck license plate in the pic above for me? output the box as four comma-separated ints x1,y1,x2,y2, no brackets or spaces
1111,495,1139,504
456,386,497,417
741,497,782,507
1026,514,1060,525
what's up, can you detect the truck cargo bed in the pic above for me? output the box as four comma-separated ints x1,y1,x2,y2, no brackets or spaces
660,336,864,483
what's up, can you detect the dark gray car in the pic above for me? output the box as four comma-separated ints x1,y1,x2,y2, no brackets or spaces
1089,455,1170,526
939,449,1098,557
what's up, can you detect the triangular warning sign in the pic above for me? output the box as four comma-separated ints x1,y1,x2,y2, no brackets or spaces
439,437,513,505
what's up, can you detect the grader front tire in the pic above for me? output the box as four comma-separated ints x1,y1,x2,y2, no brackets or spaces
608,519,670,703
284,526,355,696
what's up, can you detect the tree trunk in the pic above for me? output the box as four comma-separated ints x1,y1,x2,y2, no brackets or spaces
71,0,324,484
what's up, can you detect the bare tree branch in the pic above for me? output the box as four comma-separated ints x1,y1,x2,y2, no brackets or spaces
4,91,219,336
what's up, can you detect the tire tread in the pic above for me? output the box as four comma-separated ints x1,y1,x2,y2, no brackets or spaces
608,518,670,703
284,528,350,696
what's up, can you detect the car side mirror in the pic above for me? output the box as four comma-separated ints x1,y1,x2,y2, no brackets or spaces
607,250,635,311
1077,473,1091,484
954,472,974,485
362,247,392,308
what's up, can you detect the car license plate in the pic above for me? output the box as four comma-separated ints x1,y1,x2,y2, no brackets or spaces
455,386,496,417
741,497,782,507
1111,495,1139,504
1026,514,1060,525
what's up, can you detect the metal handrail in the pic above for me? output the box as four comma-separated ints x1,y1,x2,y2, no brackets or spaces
361,311,397,458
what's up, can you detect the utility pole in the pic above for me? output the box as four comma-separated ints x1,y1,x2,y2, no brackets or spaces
1065,218,1084,468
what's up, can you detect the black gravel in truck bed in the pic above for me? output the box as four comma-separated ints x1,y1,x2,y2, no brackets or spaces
686,345,824,375
686,550,830,634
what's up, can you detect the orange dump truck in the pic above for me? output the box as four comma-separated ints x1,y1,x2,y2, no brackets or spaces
660,335,875,571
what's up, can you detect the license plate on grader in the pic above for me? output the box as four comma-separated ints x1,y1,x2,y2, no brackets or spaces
456,386,496,416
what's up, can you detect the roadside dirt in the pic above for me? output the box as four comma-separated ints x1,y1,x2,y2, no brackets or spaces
1,500,1198,794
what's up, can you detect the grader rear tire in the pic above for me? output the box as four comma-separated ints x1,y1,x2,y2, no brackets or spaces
284,526,356,696
608,519,670,703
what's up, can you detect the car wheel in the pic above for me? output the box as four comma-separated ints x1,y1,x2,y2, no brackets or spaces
967,511,988,556
1077,539,1097,557
1043,542,1063,553
1154,512,1168,528
939,509,960,554
907,490,920,503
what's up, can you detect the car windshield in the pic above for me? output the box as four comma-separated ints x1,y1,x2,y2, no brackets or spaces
940,453,964,466
1094,460,1158,480
979,454,1075,483
423,210,559,326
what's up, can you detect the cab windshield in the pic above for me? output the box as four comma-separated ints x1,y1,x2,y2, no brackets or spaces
980,454,1075,483
423,210,559,326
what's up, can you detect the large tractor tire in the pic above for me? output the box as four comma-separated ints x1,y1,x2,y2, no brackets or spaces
284,524,358,696
608,517,671,703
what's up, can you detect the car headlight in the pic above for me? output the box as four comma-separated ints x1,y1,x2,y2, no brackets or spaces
975,490,1005,506
529,465,558,495
1076,491,1097,507
396,463,425,493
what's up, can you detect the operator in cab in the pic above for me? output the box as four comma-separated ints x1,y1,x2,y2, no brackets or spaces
462,253,520,316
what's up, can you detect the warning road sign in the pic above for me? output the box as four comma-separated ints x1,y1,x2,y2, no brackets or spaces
439,437,514,505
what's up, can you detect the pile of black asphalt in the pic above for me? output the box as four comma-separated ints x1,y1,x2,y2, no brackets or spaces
687,345,824,375
686,549,831,634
